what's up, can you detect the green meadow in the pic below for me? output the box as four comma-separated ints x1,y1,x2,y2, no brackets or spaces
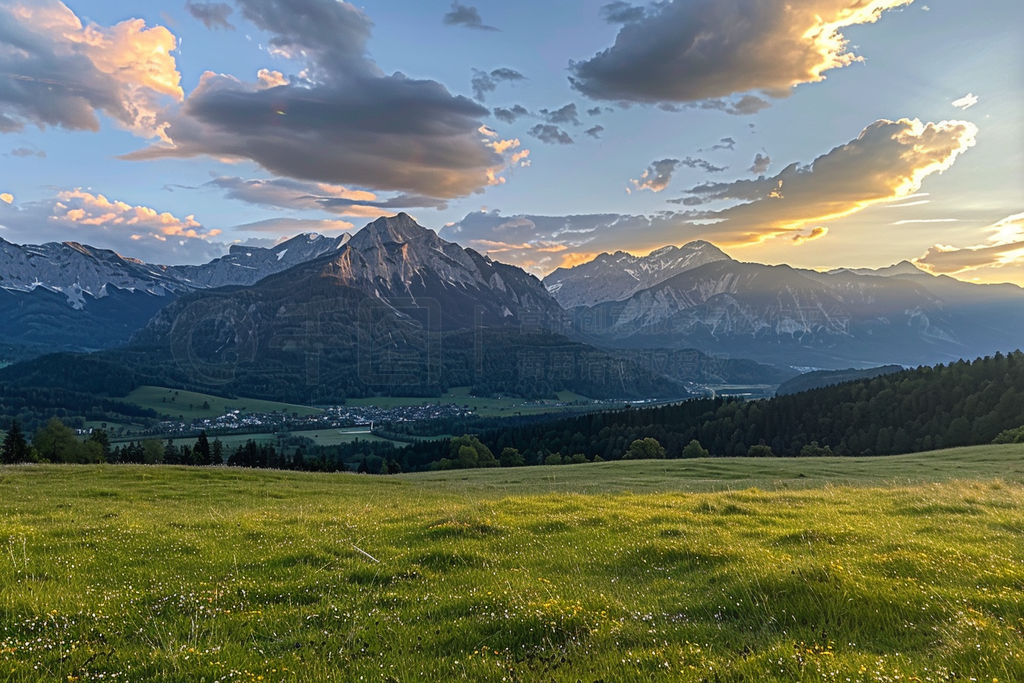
124,386,324,422
341,387,612,418
2,446,1024,682
124,386,611,424
154,428,402,451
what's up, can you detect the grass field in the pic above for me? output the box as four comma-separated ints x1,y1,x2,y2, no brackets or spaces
344,387,616,417
151,428,402,450
125,386,324,421
124,385,618,425
2,446,1023,681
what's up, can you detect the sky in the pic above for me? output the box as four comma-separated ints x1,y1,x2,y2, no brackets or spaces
0,0,1021,285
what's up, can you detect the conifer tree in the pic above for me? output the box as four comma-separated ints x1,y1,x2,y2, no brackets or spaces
195,431,212,466
2,419,29,464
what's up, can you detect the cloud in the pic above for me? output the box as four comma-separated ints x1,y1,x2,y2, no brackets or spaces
570,0,913,106
914,213,1024,277
586,107,603,116
231,217,354,234
0,188,223,263
791,226,828,245
600,2,646,24
442,2,498,31
679,157,727,173
892,218,958,225
630,157,726,194
540,103,580,126
749,153,771,174
702,137,736,152
585,125,604,139
184,1,235,30
663,95,772,116
125,0,506,200
440,210,716,275
440,120,977,274
204,176,448,217
0,0,183,139
680,118,977,244
952,93,979,110
493,104,530,123
0,193,12,204
528,124,573,145
471,68,525,101
631,159,680,193
6,147,44,158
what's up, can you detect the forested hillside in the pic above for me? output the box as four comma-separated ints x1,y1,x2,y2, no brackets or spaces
461,351,1024,462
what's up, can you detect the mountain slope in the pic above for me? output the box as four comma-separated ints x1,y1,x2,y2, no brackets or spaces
543,241,731,309
0,233,351,353
574,258,1024,369
118,214,680,402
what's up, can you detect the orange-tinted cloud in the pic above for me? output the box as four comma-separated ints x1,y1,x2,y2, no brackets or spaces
0,188,224,263
0,1,183,139
0,193,12,205
914,213,1024,280
556,252,600,270
680,118,978,245
571,0,914,105
54,189,216,239
792,227,829,245
443,119,977,276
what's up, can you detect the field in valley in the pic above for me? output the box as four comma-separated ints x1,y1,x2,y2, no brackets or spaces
124,386,324,422
1,446,1023,681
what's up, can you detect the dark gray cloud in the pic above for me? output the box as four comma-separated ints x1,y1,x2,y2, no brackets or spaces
0,1,183,137
749,153,771,175
586,107,603,116
658,95,771,116
7,147,45,158
679,157,727,173
540,103,581,127
693,95,772,116
493,105,531,124
585,125,605,139
631,158,680,193
528,124,574,145
666,196,707,207
443,2,498,31
185,1,235,30
570,0,912,106
471,68,526,101
600,2,647,24
702,137,736,152
128,0,505,200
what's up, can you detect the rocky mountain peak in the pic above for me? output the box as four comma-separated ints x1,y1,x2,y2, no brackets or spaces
349,213,432,250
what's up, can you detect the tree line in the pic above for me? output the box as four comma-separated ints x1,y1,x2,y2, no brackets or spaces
6,351,1024,472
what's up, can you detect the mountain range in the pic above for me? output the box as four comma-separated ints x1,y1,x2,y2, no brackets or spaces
0,232,351,354
548,245,1024,369
2,216,1023,403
